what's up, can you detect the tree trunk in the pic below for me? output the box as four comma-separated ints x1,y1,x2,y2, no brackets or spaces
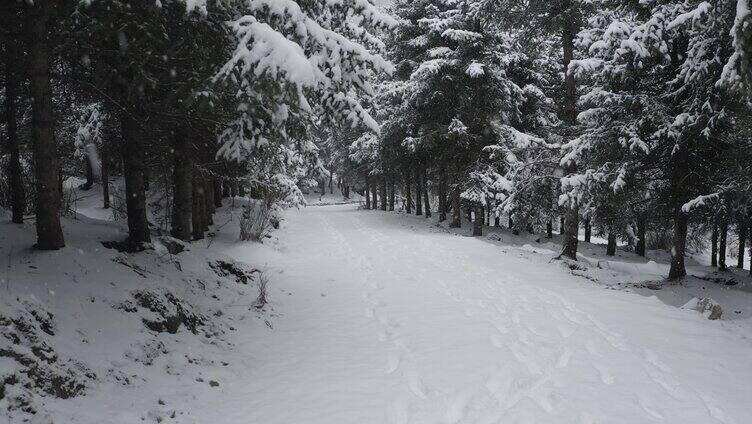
495,215,500,227
380,176,387,211
364,176,371,209
509,213,514,230
329,172,333,194
121,113,151,244
584,218,592,243
82,158,94,190
170,135,193,241
192,173,206,240
102,145,110,209
559,205,579,260
438,167,447,222
473,203,483,236
213,178,223,208
422,168,431,218
711,223,718,267
204,176,214,227
4,40,25,224
546,220,553,238
738,218,747,269
668,209,688,280
636,217,646,257
719,217,728,271
449,184,461,228
606,232,617,256
26,2,65,249
415,168,423,216
405,171,412,214
388,177,395,211
371,178,378,209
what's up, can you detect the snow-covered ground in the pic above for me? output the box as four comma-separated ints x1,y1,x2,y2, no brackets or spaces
2,198,752,423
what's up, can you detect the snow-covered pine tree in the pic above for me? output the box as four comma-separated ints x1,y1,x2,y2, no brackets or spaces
571,0,751,279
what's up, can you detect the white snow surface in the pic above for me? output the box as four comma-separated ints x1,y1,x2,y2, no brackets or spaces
2,202,752,423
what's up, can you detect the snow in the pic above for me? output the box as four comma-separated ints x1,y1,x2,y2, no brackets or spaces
2,201,752,423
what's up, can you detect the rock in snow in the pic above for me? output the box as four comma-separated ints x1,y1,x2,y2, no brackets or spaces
681,297,723,320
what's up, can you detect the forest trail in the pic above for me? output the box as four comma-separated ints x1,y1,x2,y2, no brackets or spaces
219,204,752,424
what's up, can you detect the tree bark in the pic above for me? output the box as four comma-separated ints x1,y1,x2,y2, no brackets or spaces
711,223,718,267
449,184,461,228
192,173,206,240
204,176,214,227
606,232,616,256
364,176,371,209
438,167,447,222
636,217,646,257
4,40,25,224
329,172,333,194
101,144,110,209
388,177,395,211
472,203,483,236
668,209,688,280
121,112,151,244
371,177,378,209
170,134,193,241
719,217,728,271
584,218,591,243
213,177,223,208
26,1,65,249
546,220,553,238
738,218,747,269
405,171,412,214
380,176,387,211
422,168,431,218
559,205,579,260
415,168,423,216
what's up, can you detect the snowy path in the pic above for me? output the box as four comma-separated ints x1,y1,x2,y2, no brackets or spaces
219,205,752,424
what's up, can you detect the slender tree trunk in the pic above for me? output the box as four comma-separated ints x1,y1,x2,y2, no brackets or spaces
636,217,646,257
192,173,206,240
204,176,214,227
495,215,501,227
719,217,728,271
738,218,747,269
558,6,579,260
606,232,617,256
4,41,25,224
364,176,371,209
668,209,689,280
171,134,193,241
449,184,461,228
711,223,718,267
438,167,447,222
26,2,65,249
559,205,579,260
415,168,423,216
329,173,333,194
121,112,151,244
82,159,94,190
560,216,565,234
405,171,412,214
472,203,483,236
584,218,591,243
371,178,378,210
546,220,553,238
388,177,395,211
213,178,223,208
422,168,431,218
101,145,110,209
380,176,387,211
